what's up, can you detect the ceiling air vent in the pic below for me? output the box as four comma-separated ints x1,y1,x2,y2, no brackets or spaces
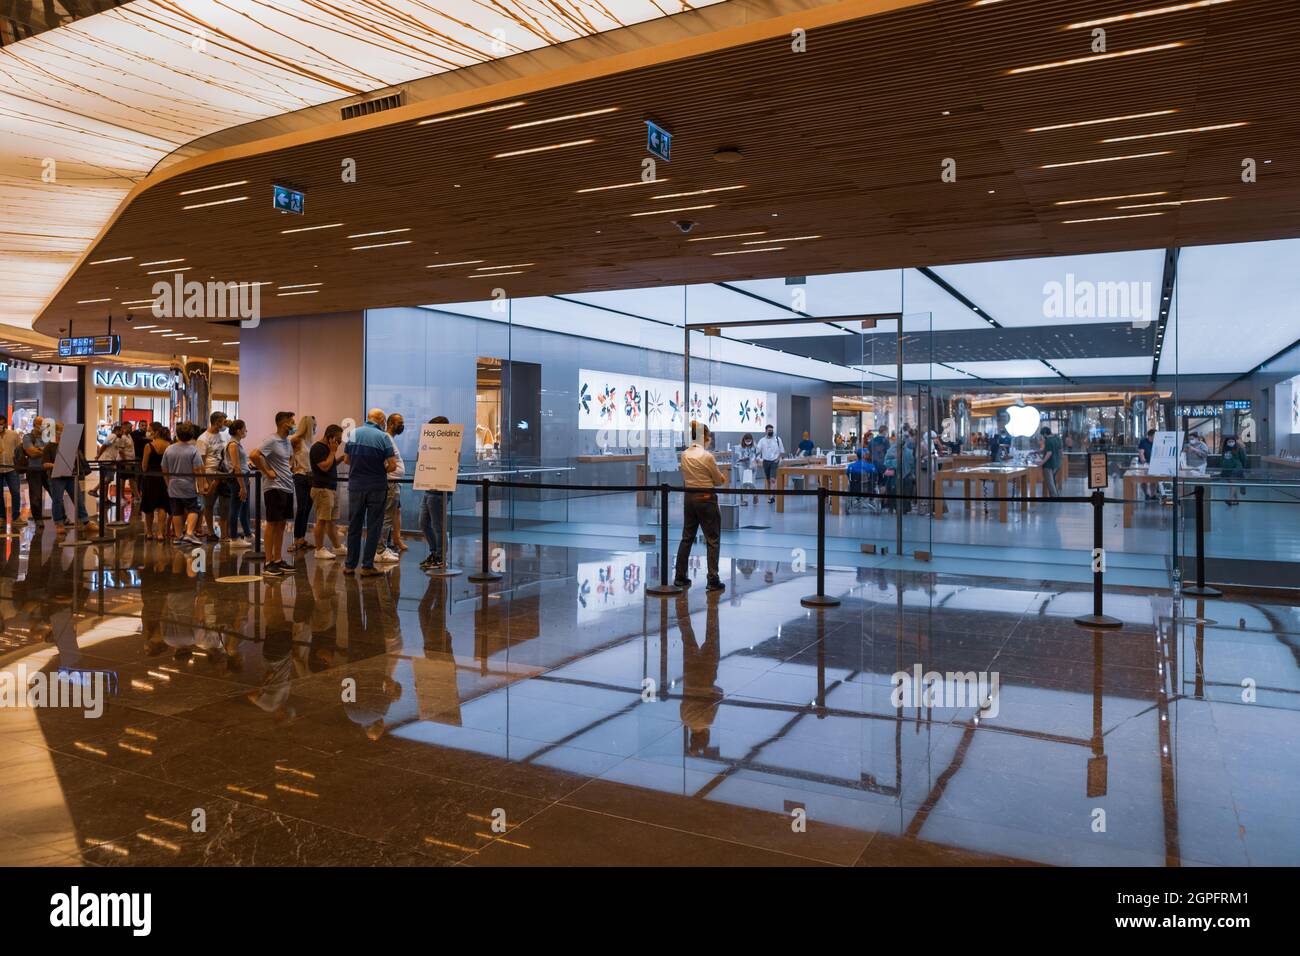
341,92,404,121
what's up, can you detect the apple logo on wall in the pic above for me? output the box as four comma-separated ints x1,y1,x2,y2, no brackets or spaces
1005,404,1042,438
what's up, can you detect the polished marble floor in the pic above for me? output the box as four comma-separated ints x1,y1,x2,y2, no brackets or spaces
1,520,1297,867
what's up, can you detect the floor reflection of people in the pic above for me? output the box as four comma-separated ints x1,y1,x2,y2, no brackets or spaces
675,591,723,756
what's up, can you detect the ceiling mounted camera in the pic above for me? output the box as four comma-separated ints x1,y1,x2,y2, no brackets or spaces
673,219,697,234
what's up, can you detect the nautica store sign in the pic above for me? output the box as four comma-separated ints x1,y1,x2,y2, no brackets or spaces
93,369,172,391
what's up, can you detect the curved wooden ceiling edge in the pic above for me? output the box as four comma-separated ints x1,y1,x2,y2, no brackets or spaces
31,0,927,337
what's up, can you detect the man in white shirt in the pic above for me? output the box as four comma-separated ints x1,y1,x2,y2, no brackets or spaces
194,412,230,539
754,423,785,504
675,421,726,593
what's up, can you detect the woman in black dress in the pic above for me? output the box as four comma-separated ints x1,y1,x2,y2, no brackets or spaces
140,423,171,540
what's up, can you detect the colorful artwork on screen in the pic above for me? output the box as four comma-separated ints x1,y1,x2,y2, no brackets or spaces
578,369,774,432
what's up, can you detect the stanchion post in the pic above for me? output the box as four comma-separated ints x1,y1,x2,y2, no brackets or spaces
802,485,841,608
468,477,502,582
1075,489,1122,629
1183,484,1222,598
647,482,682,596
247,470,265,561
88,462,115,544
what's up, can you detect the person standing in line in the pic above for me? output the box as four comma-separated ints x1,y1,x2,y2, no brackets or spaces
128,420,149,523
418,416,450,571
1040,425,1063,498
308,423,346,559
160,421,205,547
344,408,398,577
43,422,93,533
195,411,230,540
754,423,784,505
23,417,47,523
223,420,253,548
249,411,297,577
1221,434,1249,506
288,415,317,555
674,420,726,593
109,420,136,522
1137,428,1158,501
0,416,23,529
377,412,406,562
140,423,171,541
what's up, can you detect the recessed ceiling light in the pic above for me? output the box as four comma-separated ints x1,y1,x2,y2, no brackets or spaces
162,333,186,338
629,205,716,217
712,248,785,255
76,298,111,304
277,290,321,296
494,139,594,159
651,186,745,199
712,148,744,163
742,236,820,244
1028,110,1177,132
418,101,526,125
90,256,133,265
182,196,249,210
575,180,665,193
146,266,191,275
1055,191,1168,205
134,324,156,329
685,232,766,242
1117,196,1231,208
507,107,618,129
426,260,485,268
1007,42,1184,75
470,271,524,277
138,258,185,267
1101,122,1247,142
350,241,412,250
281,223,344,234
148,328,174,333
192,339,210,344
1061,212,1167,223
1042,151,1172,168
346,228,411,239
223,341,240,346
278,282,324,289
178,180,249,196
1065,0,1232,31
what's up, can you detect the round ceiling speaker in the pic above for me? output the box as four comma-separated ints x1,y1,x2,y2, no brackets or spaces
713,148,744,163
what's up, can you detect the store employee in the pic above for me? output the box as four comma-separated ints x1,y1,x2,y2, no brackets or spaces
674,420,726,593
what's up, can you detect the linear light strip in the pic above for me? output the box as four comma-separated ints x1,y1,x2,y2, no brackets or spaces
1028,110,1177,132
426,260,484,268
278,282,324,289
712,248,785,255
685,232,766,242
90,256,132,265
1007,42,1184,75
1062,212,1167,223
470,271,523,278
418,101,527,125
575,180,666,193
1055,191,1168,205
351,241,412,250
742,236,820,244
507,107,618,129
146,266,191,275
651,186,745,199
346,228,410,238
494,139,594,159
281,223,343,234
1042,151,1172,168
1066,0,1232,30
629,204,716,217
182,196,249,210
1117,197,1231,208
178,180,249,196
474,263,534,270
1102,122,1247,142
138,258,185,267
76,298,111,304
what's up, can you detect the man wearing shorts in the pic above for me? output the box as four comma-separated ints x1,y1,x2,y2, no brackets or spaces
160,422,204,546
754,424,785,505
195,411,230,540
309,424,345,558
250,411,297,576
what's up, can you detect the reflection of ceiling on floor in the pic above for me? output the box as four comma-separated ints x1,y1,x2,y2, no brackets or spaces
0,0,725,329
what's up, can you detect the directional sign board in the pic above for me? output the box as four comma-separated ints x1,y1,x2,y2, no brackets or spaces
413,423,464,492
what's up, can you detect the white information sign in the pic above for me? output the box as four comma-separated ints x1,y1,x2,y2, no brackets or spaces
1147,430,1183,477
51,423,84,479
413,423,464,492
648,446,679,472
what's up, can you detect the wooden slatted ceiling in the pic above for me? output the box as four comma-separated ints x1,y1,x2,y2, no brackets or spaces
35,0,1300,360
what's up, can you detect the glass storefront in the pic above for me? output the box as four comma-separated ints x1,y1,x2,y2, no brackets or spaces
363,239,1300,592
1,357,80,431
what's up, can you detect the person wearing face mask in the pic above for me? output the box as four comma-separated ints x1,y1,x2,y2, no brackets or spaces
754,423,785,505
1220,434,1248,505
376,412,406,563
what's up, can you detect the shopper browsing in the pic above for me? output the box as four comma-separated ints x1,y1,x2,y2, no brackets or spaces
674,420,726,593
1040,425,1063,497
755,423,785,504
24,418,47,522
0,416,23,528
344,408,398,576
1137,428,1158,501
1221,434,1248,504
419,416,450,570
735,433,758,505
309,424,346,557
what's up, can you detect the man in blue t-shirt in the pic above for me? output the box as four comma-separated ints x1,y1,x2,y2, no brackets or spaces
344,408,397,574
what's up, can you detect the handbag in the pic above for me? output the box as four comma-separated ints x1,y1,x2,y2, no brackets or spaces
741,467,754,485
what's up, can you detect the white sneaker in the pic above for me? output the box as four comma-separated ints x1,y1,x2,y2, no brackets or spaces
314,547,335,560
228,537,252,550
332,546,349,557
375,549,401,563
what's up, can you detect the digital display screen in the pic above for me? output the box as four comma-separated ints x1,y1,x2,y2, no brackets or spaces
58,335,120,357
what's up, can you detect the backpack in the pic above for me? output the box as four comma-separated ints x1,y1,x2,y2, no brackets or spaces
14,437,29,471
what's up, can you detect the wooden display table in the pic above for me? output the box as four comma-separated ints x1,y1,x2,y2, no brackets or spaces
934,465,1032,523
773,459,836,513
